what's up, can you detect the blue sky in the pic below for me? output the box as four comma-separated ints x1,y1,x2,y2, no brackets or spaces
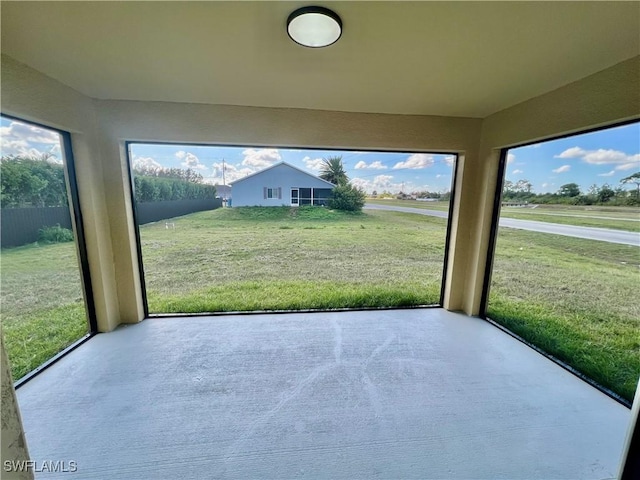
1,116,638,194
128,144,456,194
505,122,639,193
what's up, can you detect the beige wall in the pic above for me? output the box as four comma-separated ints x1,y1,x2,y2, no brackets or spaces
463,55,640,315
1,55,120,332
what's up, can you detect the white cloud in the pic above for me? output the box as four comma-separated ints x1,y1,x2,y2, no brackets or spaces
0,142,45,158
372,174,394,187
555,147,586,159
393,153,434,170
206,150,281,184
242,148,281,168
555,146,640,168
615,162,638,171
207,162,256,184
444,155,456,167
0,122,60,145
177,151,206,170
507,153,516,164
355,160,387,170
351,174,399,192
303,156,324,171
552,165,571,173
0,121,61,159
583,150,639,165
598,170,616,177
133,156,163,170
512,169,523,175
350,178,370,190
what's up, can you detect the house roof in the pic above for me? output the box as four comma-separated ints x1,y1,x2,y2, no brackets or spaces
229,162,335,187
1,2,638,118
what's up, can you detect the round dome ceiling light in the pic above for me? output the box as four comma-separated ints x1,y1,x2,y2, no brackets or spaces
287,6,342,48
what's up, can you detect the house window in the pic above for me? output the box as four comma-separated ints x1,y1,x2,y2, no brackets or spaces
266,187,281,199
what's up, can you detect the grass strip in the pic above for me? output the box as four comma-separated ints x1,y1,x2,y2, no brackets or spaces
2,303,87,380
488,298,639,401
149,280,440,313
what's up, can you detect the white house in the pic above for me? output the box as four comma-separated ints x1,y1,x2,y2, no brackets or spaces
230,162,335,207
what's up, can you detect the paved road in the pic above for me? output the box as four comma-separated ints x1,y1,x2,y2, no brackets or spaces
364,204,640,246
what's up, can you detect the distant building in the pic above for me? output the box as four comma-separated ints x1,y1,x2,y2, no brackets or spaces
214,184,232,200
230,162,335,207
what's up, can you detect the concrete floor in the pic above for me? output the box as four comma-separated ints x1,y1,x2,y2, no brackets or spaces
16,309,630,479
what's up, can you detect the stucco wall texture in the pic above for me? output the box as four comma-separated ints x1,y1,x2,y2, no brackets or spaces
1,338,34,480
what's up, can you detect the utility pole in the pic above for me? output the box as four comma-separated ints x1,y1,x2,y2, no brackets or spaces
222,158,226,188
222,159,227,206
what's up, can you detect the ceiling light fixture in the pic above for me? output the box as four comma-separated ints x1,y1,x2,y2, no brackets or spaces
287,6,342,48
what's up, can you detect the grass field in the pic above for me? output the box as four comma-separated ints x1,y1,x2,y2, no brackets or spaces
1,242,87,380
141,206,445,312
487,229,639,401
1,205,638,402
366,199,451,211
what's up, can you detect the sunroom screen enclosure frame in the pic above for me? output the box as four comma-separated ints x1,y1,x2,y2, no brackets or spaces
478,118,640,408
297,187,333,206
125,142,459,318
2,113,98,387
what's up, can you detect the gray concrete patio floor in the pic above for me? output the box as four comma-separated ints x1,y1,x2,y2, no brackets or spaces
16,308,630,479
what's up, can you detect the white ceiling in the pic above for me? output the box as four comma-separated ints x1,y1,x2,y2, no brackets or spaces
2,1,639,118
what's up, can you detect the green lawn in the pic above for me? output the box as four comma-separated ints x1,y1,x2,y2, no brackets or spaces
1,242,88,380
142,206,445,312
2,205,638,403
366,198,451,211
488,229,640,401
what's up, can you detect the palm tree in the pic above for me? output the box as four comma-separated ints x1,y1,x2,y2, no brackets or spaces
319,156,348,186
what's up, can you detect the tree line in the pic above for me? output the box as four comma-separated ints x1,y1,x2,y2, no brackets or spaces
132,167,216,203
0,154,216,208
1,154,68,208
502,173,640,206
